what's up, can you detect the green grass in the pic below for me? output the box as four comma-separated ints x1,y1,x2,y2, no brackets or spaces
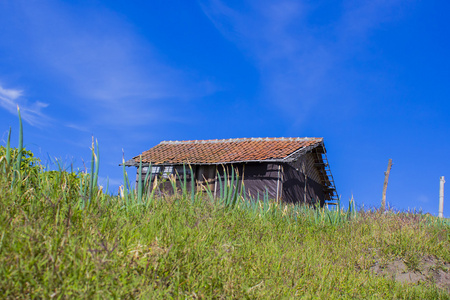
1,114,450,299
1,184,450,299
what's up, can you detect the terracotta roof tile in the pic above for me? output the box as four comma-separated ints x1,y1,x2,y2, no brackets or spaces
132,137,323,165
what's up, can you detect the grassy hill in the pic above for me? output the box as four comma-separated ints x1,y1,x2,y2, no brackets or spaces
1,117,450,298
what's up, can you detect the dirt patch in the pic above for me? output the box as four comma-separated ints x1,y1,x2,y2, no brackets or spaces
370,256,450,292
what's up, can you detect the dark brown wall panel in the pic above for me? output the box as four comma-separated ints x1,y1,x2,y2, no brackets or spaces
281,162,324,205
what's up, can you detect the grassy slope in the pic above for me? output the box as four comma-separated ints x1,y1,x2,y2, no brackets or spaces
1,172,450,299
0,114,449,298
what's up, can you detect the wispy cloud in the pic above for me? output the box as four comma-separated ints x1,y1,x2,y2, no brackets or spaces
200,0,410,123
4,2,215,130
0,84,50,127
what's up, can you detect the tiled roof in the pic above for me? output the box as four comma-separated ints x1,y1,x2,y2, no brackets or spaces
130,137,323,165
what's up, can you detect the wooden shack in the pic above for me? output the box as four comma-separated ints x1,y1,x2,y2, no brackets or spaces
124,137,338,206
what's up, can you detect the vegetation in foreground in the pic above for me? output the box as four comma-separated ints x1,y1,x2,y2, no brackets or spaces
1,112,450,299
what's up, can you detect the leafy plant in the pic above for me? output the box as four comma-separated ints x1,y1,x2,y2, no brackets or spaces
2,110,450,298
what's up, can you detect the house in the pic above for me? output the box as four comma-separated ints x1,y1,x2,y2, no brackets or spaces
123,137,338,206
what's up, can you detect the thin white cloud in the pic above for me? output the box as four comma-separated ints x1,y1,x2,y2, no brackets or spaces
200,0,333,119
6,2,215,129
200,0,411,123
0,86,22,100
64,123,91,133
0,84,50,127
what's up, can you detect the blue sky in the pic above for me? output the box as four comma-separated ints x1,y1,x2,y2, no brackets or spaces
1,0,449,215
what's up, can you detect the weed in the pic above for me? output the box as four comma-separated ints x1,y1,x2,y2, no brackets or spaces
1,112,450,298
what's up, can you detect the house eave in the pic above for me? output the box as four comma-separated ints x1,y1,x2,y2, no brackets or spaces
123,158,289,167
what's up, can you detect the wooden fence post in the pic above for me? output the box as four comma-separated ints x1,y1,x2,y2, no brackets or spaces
381,159,393,211
439,176,445,218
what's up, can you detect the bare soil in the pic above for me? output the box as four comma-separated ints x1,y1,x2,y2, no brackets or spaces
370,256,450,292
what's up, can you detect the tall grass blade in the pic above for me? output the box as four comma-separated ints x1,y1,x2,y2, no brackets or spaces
256,191,260,214
79,173,85,209
125,168,132,205
227,166,235,207
182,164,187,197
11,106,23,187
16,106,23,172
122,150,129,206
144,163,152,194
190,165,195,204
231,169,240,208
327,211,333,225
89,137,95,205
169,174,177,198
93,139,99,189
222,166,228,206
203,176,214,202
137,155,143,204
218,168,223,201
5,127,11,167
263,188,269,215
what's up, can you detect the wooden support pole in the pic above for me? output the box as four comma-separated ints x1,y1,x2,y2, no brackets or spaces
381,159,393,211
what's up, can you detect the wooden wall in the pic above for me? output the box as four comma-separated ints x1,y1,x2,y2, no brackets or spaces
133,149,327,206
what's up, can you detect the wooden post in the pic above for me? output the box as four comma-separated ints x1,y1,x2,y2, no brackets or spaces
276,164,281,202
381,159,393,211
439,176,445,218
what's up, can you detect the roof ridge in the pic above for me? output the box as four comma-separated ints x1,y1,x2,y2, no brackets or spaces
160,137,322,145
